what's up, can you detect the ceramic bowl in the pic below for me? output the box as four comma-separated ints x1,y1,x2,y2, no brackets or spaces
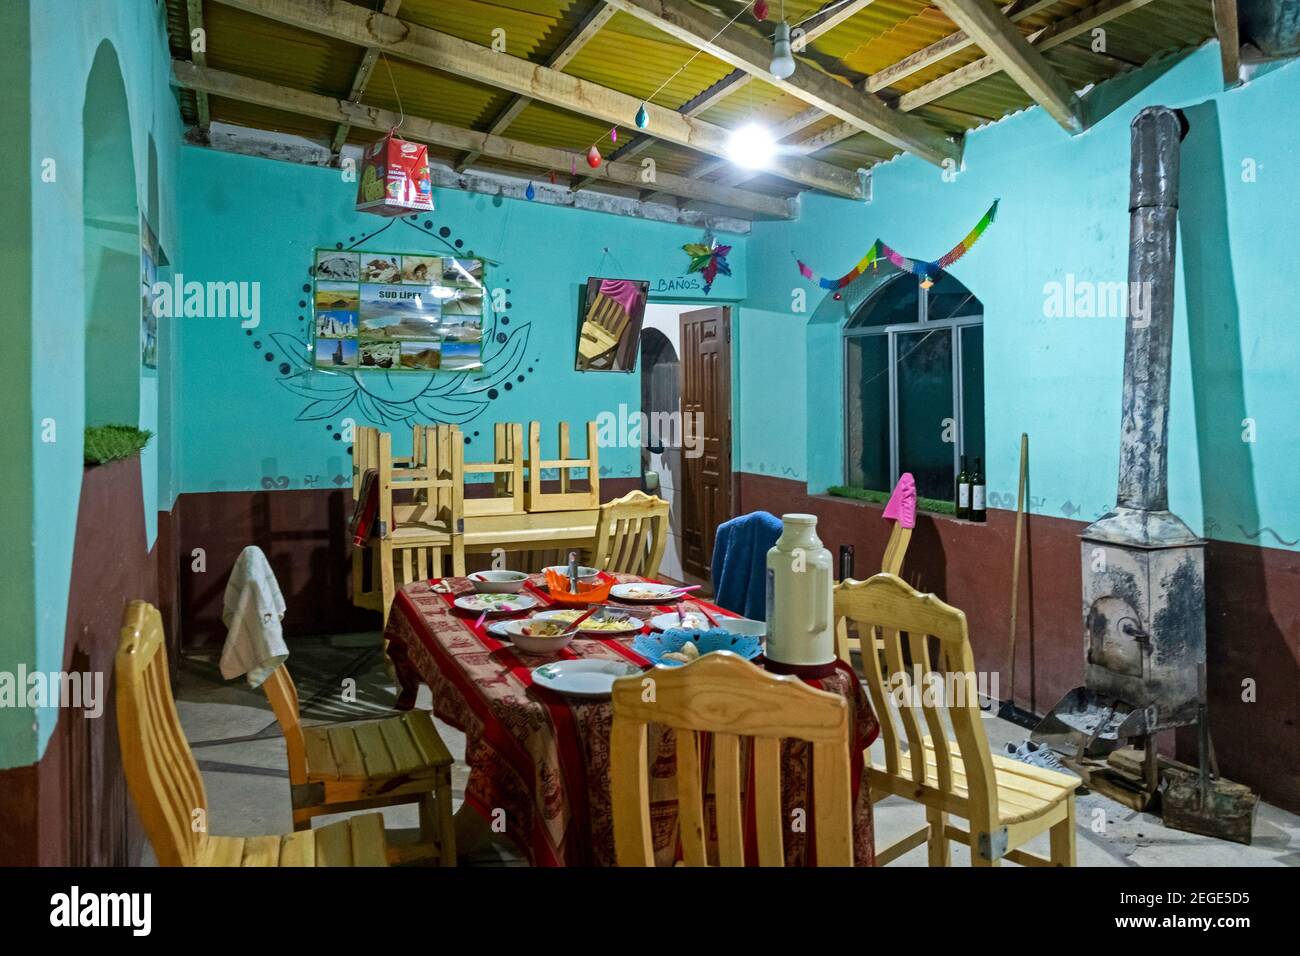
541,564,601,584
502,617,576,655
468,570,529,594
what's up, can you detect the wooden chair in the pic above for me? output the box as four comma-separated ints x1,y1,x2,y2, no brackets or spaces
353,426,466,623
590,489,670,578
576,291,631,369
260,664,457,866
834,574,1077,867
115,601,390,866
524,420,600,512
610,651,853,866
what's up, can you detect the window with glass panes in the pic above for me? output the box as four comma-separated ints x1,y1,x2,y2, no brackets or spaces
843,271,984,502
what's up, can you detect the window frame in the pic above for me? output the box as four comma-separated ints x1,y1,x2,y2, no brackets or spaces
841,274,983,497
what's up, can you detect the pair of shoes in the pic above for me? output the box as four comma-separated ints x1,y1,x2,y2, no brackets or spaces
1003,740,1081,781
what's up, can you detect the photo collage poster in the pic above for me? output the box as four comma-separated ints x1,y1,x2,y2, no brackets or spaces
311,249,486,373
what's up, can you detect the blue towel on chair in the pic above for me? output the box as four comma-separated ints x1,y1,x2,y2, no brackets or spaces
710,511,783,621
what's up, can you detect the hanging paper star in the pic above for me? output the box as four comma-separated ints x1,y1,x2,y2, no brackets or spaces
683,232,732,295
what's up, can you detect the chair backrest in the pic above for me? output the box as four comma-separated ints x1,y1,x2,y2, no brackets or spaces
116,601,209,867
833,573,996,825
399,425,465,531
524,420,600,511
261,665,307,786
610,651,853,867
352,425,382,500
463,422,525,516
591,489,670,578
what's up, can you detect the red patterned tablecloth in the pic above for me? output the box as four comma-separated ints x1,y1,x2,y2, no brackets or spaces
384,574,879,867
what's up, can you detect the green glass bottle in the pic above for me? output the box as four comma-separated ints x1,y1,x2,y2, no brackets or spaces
955,454,970,520
971,456,987,523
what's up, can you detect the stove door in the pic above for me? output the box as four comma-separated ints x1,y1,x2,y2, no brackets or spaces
1086,595,1149,680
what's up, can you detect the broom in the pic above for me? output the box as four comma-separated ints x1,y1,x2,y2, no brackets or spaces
998,433,1037,728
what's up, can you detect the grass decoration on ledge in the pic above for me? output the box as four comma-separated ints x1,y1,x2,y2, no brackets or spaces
827,485,957,516
85,425,153,466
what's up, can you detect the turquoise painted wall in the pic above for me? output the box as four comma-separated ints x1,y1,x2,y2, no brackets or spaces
176,146,745,492
742,45,1300,553
3,0,185,768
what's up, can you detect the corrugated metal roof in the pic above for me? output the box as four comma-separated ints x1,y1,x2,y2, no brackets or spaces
164,0,1222,215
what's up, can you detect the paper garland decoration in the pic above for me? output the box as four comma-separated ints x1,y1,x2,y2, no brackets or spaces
683,234,732,294
796,199,1000,291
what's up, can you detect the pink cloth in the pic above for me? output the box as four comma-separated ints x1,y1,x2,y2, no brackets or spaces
882,472,917,529
597,279,644,316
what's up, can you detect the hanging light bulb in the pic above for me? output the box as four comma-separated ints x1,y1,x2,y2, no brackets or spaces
726,122,776,170
770,20,796,79
635,104,649,129
587,145,603,168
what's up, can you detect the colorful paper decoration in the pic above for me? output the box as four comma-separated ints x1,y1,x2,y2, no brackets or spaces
635,104,649,129
356,134,434,217
683,232,732,295
753,1,770,21
525,182,536,201
587,145,603,168
796,199,1000,290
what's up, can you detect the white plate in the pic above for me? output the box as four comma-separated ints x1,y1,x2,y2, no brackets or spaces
649,610,714,632
609,582,680,603
531,659,642,698
453,592,538,616
485,620,515,640
533,608,643,636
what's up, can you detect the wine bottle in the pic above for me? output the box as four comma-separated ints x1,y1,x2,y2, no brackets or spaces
971,457,987,523
955,454,971,520
838,544,855,582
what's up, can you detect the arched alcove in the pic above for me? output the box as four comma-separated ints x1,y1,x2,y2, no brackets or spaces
82,42,140,428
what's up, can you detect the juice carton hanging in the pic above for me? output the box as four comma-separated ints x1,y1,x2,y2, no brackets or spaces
356,133,434,217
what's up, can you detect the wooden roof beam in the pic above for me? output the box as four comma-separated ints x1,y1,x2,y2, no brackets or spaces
800,0,1159,158
600,0,960,167
1212,0,1241,88
206,0,861,198
170,60,797,220
933,0,1082,132
456,1,616,172
327,0,403,155
185,0,210,128
865,0,1057,92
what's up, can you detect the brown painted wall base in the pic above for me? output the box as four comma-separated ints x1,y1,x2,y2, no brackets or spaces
0,456,168,866
174,477,642,647
738,472,1300,814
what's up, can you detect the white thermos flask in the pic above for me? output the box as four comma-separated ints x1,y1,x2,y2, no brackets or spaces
764,514,835,667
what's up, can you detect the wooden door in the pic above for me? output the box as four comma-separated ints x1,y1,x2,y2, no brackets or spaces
679,307,732,579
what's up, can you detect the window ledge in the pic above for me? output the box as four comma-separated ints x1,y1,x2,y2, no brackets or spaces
813,492,992,528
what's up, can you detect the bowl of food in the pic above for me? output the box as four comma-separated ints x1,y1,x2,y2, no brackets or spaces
533,607,643,635
503,617,577,655
468,570,529,594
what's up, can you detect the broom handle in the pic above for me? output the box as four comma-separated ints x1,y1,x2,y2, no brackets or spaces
1007,433,1028,706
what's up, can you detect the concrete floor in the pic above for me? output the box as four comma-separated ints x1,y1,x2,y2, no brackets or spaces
165,632,1299,867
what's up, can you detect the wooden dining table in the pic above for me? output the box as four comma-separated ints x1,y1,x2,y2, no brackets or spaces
383,573,880,866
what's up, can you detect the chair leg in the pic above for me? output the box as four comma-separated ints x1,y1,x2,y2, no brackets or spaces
450,535,466,577
1049,798,1077,866
379,539,395,626
417,767,459,867
926,808,949,866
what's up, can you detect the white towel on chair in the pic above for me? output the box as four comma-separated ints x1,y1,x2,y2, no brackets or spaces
220,545,289,687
